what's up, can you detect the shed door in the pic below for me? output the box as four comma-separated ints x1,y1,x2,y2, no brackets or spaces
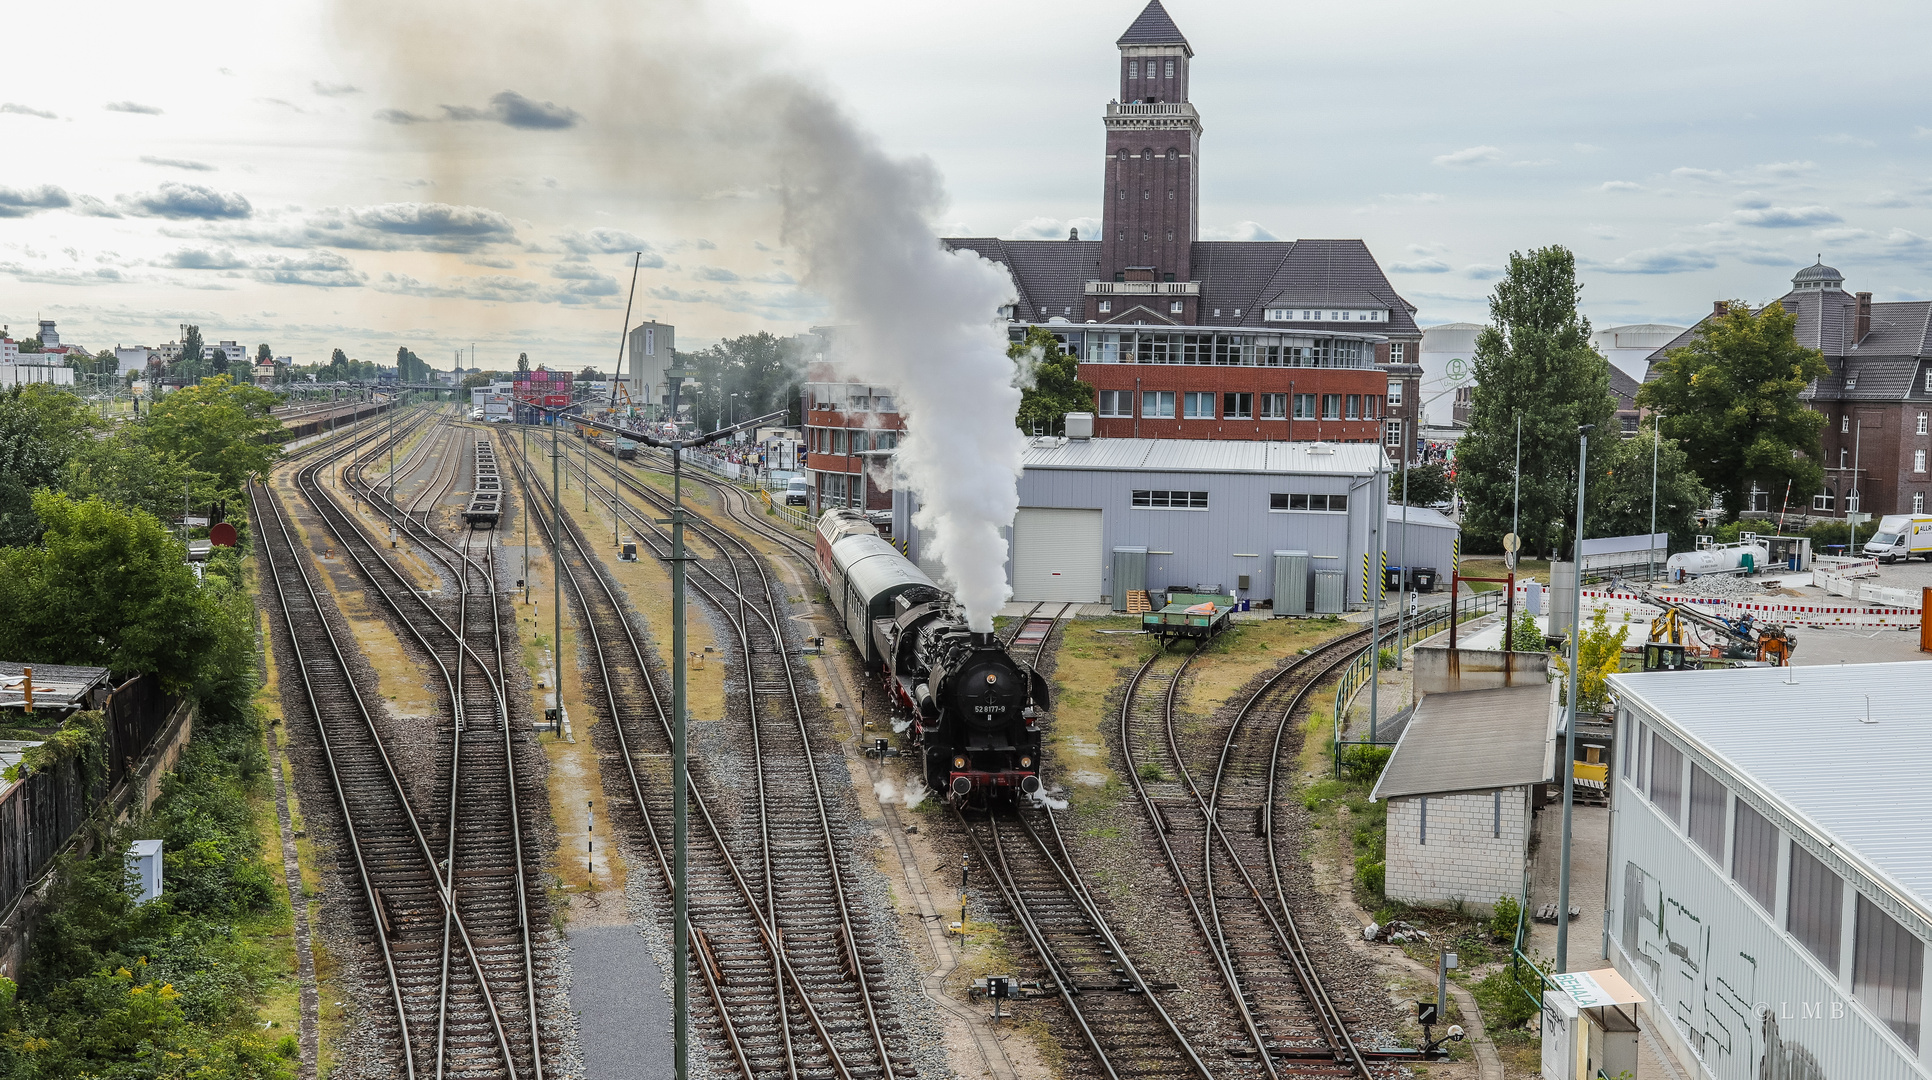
1012,508,1103,602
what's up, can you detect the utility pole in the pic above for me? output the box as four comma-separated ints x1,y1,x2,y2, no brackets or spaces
1556,424,1592,974
1512,413,1522,555
1368,458,1384,743
663,364,693,1080
552,415,563,736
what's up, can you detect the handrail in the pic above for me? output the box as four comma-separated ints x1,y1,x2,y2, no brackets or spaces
1331,591,1499,771
759,488,812,532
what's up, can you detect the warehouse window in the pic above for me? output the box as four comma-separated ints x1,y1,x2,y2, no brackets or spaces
1621,715,1634,779
1493,790,1502,837
1270,493,1349,513
1183,391,1215,419
1097,390,1131,417
1648,732,1683,824
1259,393,1287,419
1293,393,1317,420
1688,764,1726,863
1419,796,1427,845
1732,798,1779,913
1855,894,1925,1050
1788,843,1844,974
1345,394,1361,420
1142,390,1175,418
1635,722,1649,788
1132,489,1208,510
1321,394,1342,420
1223,392,1253,419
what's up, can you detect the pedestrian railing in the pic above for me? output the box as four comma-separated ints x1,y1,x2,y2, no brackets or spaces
1331,591,1499,772
759,488,813,532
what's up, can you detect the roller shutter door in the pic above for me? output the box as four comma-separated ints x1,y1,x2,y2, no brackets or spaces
1012,508,1103,602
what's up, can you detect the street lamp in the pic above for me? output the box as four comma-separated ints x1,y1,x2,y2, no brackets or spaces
1556,424,1592,975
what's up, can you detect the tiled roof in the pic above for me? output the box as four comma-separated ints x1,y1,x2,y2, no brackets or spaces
1859,300,1932,356
1245,239,1422,338
942,237,1103,322
1191,241,1294,323
1608,365,1641,408
1117,0,1190,50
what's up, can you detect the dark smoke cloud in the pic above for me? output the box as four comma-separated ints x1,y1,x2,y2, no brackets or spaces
141,155,217,171
1,103,57,119
104,100,164,115
442,90,581,129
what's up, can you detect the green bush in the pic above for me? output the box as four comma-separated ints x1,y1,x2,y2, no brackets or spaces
1489,895,1523,943
1136,760,1166,782
1339,744,1393,784
1355,856,1385,898
1474,962,1546,1031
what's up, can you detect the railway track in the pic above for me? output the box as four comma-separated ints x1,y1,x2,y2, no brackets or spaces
255,409,554,1078
507,438,911,1079
1117,627,1390,1078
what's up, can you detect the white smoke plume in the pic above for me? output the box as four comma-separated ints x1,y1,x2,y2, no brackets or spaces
872,776,929,810
334,0,1025,631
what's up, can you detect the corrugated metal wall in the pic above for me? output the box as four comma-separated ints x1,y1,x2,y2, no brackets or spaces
1608,705,1932,1080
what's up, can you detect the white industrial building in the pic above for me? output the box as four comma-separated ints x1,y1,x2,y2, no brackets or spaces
1606,663,1931,1080
1371,684,1554,915
893,435,1459,612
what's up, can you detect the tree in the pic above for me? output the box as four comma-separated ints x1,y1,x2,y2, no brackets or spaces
1582,426,1708,555
1009,326,1095,435
516,352,531,373
1452,246,1617,557
461,371,495,390
0,491,218,689
0,385,99,544
395,346,430,384
256,343,271,362
1552,606,1629,713
1394,461,1453,507
64,434,211,528
1636,302,1829,523
15,333,40,354
139,375,282,496
179,325,203,368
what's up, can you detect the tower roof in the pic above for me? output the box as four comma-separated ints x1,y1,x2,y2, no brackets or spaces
1792,256,1844,290
1117,0,1191,52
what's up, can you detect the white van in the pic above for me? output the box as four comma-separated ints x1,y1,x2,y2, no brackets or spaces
1863,514,1932,562
784,476,810,506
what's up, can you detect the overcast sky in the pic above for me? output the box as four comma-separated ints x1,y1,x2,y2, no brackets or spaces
4,0,1931,369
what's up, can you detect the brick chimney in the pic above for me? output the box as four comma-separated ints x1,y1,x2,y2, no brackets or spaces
1856,292,1873,343
1712,300,1729,318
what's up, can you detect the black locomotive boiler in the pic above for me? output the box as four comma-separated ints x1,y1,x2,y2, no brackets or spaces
815,510,1046,802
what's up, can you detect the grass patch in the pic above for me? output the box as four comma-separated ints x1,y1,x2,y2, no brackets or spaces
1457,557,1550,589
1045,616,1156,803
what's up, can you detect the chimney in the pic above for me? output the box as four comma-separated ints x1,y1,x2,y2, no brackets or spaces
1712,301,1730,318
1856,292,1873,343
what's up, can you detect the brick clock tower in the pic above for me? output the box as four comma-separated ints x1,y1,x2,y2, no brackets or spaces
1091,0,1202,323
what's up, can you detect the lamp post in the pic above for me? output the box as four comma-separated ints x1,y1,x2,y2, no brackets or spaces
1648,412,1664,581
1556,424,1592,974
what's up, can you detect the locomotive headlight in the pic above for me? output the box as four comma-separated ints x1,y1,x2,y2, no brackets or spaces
1019,756,1033,769
953,755,968,770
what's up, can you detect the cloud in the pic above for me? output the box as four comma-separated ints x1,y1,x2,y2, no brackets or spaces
253,251,366,288
0,185,72,218
104,101,163,115
1379,193,1444,204
375,108,431,124
140,155,216,172
557,227,655,257
1,103,57,120
1510,159,1557,168
374,270,614,306
1,262,126,286
161,247,248,269
1758,160,1817,177
1010,216,1100,240
1867,191,1912,209
749,270,796,285
124,182,252,220
692,265,741,282
1734,191,1772,209
1671,167,1729,183
1584,224,1619,240
442,90,580,130
1388,258,1450,274
261,98,307,113
646,283,825,317
1573,142,1605,154
465,255,517,269
1599,180,1644,193
312,81,360,97
1462,264,1505,280
687,238,716,251
1733,205,1841,228
1588,245,1723,275
546,261,619,298
1432,145,1503,167
1201,220,1280,242
301,201,517,252
1822,133,1876,149
1811,228,1876,244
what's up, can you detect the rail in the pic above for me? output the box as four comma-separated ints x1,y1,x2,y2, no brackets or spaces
1331,591,1498,768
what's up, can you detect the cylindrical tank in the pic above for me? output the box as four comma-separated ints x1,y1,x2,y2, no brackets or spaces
1667,540,1770,577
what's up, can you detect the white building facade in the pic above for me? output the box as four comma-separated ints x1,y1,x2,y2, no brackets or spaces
1607,664,1930,1080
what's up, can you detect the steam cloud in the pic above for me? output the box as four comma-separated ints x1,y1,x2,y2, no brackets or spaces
336,0,1025,631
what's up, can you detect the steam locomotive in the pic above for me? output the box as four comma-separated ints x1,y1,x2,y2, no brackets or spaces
815,510,1046,803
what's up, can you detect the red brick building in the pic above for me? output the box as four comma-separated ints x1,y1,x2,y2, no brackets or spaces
943,1,1423,453
801,350,904,512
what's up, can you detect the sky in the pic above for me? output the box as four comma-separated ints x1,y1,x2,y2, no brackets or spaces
4,0,1932,371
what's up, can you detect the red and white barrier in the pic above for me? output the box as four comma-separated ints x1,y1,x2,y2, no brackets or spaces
1513,584,1921,631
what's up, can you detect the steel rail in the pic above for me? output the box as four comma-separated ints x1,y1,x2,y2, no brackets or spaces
551,443,899,1077
295,416,532,1077
504,445,869,1080
249,478,419,1078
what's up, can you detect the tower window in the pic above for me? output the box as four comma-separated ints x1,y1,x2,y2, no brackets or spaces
1118,186,1126,201
1165,229,1174,241
1167,147,1178,161
1117,148,1127,161
1142,147,1152,160
1129,60,1139,79
1140,229,1148,241
1143,189,1150,200
1165,59,1174,79
1168,188,1175,201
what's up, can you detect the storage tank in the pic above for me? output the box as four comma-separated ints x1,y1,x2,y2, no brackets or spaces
1666,539,1770,578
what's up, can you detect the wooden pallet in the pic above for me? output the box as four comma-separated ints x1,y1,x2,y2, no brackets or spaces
1126,590,1152,614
